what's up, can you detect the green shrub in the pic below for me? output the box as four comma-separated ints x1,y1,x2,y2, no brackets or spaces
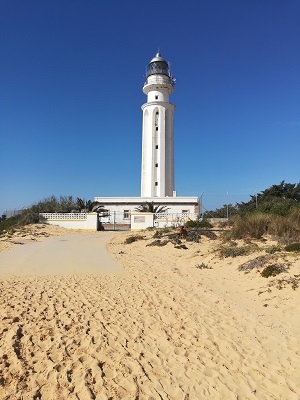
285,243,300,252
174,244,188,250
185,219,213,229
0,216,20,234
186,231,201,242
196,263,212,269
265,245,281,254
257,198,299,216
220,247,247,257
124,235,145,244
220,244,257,258
261,264,287,278
146,239,168,247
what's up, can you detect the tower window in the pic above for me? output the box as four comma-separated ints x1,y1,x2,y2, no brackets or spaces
156,127,158,131
155,163,158,167
156,111,159,115
155,182,158,186
155,145,158,149
155,95,158,100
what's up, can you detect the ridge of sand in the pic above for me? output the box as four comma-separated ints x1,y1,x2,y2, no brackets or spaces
0,225,299,399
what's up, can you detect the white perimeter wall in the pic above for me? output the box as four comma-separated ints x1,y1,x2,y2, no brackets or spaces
131,213,154,230
41,213,98,230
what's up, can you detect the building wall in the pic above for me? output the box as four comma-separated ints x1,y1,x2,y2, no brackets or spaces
94,197,199,225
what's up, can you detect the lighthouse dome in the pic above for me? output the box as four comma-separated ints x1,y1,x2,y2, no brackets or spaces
149,52,167,64
146,52,170,78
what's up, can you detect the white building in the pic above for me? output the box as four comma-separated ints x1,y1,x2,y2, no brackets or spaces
94,52,199,228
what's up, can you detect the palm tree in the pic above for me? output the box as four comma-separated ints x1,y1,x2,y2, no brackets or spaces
91,202,109,216
135,202,169,214
91,201,110,231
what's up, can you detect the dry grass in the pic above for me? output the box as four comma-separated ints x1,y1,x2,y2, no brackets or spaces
227,210,300,242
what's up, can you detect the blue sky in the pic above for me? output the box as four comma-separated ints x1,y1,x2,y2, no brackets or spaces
1,0,299,214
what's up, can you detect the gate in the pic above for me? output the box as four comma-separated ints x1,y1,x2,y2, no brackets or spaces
98,211,131,231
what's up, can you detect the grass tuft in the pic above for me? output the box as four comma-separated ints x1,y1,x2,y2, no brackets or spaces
260,264,288,278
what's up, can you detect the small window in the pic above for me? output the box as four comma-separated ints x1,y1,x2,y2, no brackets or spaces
155,95,158,100
155,163,158,167
155,145,158,149
155,182,158,186
182,209,189,217
156,111,159,115
123,210,130,220
156,127,158,131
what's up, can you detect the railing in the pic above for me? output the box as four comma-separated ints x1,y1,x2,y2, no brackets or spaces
154,212,198,220
145,75,175,86
40,213,87,220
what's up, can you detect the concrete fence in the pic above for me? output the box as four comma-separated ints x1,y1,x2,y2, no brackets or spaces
40,213,98,230
41,213,87,220
154,212,198,220
40,211,202,231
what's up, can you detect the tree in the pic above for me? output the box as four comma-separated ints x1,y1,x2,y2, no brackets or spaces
91,202,109,231
237,181,300,216
76,198,95,212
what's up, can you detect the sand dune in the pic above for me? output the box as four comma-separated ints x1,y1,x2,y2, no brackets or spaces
0,225,299,399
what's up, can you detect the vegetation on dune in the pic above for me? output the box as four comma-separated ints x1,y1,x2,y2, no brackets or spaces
260,264,288,278
225,209,300,242
204,181,300,219
285,243,300,252
238,181,300,216
219,243,258,258
0,196,104,235
196,263,212,270
124,235,145,244
1,181,299,245
185,219,213,229
214,181,300,242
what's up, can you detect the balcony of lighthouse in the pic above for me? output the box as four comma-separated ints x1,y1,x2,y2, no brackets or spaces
143,76,175,98
145,74,175,87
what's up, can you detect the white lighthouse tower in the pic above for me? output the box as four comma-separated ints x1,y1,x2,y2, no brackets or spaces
141,52,176,198
94,52,199,229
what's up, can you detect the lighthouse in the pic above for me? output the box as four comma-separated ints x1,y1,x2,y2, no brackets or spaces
141,52,176,198
94,52,198,229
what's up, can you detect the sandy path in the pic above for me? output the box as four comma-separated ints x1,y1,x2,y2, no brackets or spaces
0,229,299,399
0,233,123,276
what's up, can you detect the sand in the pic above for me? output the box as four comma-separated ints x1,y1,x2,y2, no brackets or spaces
0,225,299,399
